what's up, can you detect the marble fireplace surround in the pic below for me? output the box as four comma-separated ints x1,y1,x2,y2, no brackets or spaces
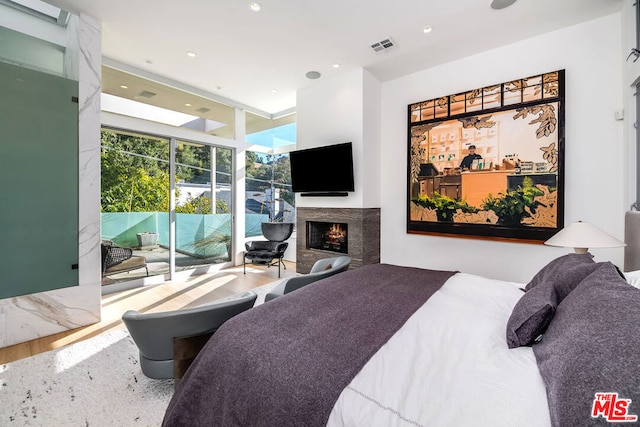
296,207,380,274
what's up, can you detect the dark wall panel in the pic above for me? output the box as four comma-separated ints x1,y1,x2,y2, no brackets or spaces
0,61,79,299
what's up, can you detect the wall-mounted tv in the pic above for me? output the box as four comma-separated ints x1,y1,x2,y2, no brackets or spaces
290,142,355,196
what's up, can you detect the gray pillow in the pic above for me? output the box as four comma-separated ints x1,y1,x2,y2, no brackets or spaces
506,281,556,348
525,253,595,296
533,262,640,426
506,253,599,348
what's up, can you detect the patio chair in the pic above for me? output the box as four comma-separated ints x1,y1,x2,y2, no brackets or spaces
243,222,294,278
101,240,148,277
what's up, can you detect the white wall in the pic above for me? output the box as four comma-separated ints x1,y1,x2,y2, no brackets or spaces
380,13,625,283
296,68,381,209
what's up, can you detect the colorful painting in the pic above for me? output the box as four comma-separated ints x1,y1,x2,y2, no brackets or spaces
407,70,564,242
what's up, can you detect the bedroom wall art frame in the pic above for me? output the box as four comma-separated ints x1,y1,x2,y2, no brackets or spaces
407,70,565,242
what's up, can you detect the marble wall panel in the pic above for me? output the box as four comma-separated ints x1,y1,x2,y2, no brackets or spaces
0,13,102,348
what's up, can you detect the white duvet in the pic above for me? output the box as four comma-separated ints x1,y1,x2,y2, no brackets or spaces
327,272,551,427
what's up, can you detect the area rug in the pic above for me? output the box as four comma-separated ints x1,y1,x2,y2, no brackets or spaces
0,280,282,426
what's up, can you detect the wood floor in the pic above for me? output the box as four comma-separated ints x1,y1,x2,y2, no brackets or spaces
0,263,297,365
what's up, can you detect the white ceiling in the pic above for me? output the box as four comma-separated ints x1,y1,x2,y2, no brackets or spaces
46,0,623,116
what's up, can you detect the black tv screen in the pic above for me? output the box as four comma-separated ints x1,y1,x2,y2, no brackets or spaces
290,142,355,194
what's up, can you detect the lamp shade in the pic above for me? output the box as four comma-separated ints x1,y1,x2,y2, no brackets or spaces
544,221,625,253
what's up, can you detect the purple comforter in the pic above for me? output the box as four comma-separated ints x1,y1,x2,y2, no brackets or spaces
162,263,456,427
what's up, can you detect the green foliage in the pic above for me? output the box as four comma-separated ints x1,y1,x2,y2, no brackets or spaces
101,130,293,215
481,182,544,225
101,130,169,174
413,192,478,222
101,130,236,213
175,194,229,214
101,130,171,212
175,144,233,185
100,141,171,213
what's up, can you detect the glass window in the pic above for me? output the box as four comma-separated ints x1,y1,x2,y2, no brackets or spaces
245,152,295,237
245,111,296,237
245,112,296,148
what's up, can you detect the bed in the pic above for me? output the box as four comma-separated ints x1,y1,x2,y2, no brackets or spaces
162,252,640,426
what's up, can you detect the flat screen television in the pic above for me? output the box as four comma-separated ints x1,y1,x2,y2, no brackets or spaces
289,142,355,196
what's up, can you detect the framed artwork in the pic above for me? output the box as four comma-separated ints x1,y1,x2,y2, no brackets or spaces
407,70,564,242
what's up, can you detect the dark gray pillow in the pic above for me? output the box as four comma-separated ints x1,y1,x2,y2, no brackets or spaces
525,253,595,296
533,262,640,426
506,281,557,348
506,253,599,348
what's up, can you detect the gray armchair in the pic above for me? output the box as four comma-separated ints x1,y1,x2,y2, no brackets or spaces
264,256,351,302
122,291,257,379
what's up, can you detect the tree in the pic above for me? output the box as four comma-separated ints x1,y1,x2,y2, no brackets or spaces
101,130,292,214
101,131,170,212
245,151,265,192
175,193,229,214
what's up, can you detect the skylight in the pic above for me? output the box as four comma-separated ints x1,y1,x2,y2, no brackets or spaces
101,93,201,127
246,122,296,148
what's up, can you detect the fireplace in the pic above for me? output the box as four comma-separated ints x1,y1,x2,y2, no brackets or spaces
297,207,380,273
307,221,348,254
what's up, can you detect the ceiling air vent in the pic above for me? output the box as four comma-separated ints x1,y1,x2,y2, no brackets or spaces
370,37,396,53
138,90,157,98
197,107,211,113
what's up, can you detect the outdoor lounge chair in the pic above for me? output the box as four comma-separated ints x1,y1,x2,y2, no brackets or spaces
101,240,148,277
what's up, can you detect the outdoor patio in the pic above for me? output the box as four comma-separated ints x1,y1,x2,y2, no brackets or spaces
101,245,229,285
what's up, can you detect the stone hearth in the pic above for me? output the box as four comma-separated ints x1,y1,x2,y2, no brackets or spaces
296,207,380,273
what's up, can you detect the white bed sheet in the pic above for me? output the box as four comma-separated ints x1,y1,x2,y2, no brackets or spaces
327,272,551,427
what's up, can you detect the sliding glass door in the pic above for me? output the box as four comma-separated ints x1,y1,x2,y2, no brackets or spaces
175,141,233,270
100,129,170,282
101,128,234,284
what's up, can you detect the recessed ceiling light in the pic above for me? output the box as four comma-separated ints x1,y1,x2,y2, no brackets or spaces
271,89,278,93
249,2,261,12
423,26,433,34
305,71,321,80
332,63,340,68
186,51,196,58
185,103,192,107
490,0,517,10
120,85,128,89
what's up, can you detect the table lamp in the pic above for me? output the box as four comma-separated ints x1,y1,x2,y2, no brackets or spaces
544,221,625,254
